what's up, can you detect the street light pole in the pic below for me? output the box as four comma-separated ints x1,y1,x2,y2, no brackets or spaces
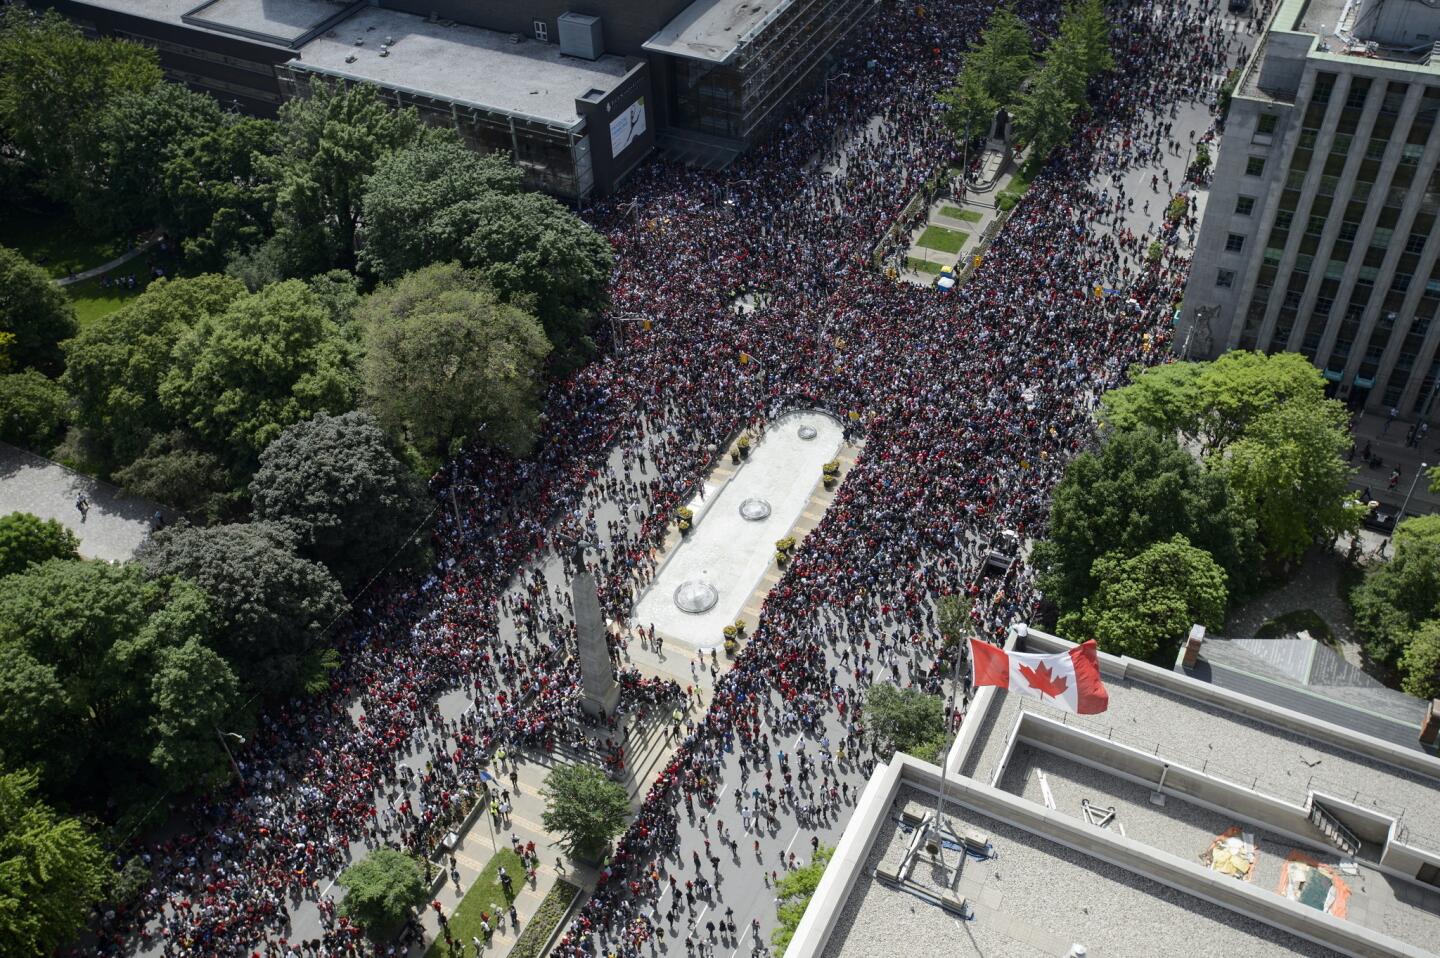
215,728,246,795
1396,463,1430,532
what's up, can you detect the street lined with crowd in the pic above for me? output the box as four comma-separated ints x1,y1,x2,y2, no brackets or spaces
97,2,1262,957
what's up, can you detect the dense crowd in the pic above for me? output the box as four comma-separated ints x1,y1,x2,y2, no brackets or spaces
92,1,1258,956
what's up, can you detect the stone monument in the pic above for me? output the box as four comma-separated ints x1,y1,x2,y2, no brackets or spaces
571,542,620,719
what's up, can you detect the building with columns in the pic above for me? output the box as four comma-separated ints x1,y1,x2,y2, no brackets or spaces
1178,0,1440,417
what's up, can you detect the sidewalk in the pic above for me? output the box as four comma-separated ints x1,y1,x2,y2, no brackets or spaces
1347,412,1440,521
55,228,163,286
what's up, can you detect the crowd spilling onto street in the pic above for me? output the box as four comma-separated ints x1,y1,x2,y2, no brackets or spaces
91,1,1260,956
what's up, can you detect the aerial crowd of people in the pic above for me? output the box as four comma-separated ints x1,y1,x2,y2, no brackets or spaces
89,1,1261,956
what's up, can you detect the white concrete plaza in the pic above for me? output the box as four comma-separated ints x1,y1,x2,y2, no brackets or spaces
633,410,843,648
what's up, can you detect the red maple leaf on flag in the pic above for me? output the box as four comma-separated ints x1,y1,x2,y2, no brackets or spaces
1017,661,1068,698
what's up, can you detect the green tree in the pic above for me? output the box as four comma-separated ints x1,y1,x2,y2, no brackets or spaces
260,79,421,276
250,411,430,589
0,769,109,958
336,848,429,938
0,512,79,578
111,431,232,520
0,370,70,449
1061,535,1228,662
159,279,359,474
0,560,231,804
935,593,970,649
358,263,551,460
0,246,78,376
137,522,346,693
940,3,1034,139
148,637,240,788
359,130,523,280
461,190,613,362
1217,399,1363,564
93,83,225,232
0,8,160,204
1399,618,1440,699
1100,351,1328,454
1032,428,1256,615
771,845,833,956
1011,58,1080,159
1351,514,1440,668
540,764,630,860
863,683,947,762
63,274,247,466
161,116,281,270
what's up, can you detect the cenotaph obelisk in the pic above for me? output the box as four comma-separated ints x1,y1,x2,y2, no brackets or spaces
571,543,620,719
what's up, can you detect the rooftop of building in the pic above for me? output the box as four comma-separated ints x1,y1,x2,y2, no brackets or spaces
642,0,796,64
1188,634,1430,749
963,628,1440,851
71,0,353,47
823,783,1350,958
290,6,633,128
787,626,1440,958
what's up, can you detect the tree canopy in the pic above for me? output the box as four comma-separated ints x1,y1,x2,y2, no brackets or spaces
0,245,78,377
336,848,429,938
0,8,161,204
161,116,281,270
359,130,524,280
137,522,345,694
258,79,421,278
863,683,948,763
939,6,1033,139
93,83,225,232
1032,427,1256,615
1351,514,1440,671
250,411,430,590
540,763,630,860
771,845,833,956
0,370,69,450
0,559,236,803
0,769,109,958
159,278,358,473
0,512,79,578
1060,534,1228,662
358,263,551,460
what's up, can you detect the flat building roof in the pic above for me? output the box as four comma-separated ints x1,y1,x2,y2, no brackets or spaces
643,0,797,64
292,6,632,128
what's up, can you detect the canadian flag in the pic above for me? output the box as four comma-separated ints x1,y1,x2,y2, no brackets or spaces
969,638,1109,715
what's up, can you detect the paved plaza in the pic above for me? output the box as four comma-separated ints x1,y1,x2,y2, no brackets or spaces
634,411,843,649
0,442,168,562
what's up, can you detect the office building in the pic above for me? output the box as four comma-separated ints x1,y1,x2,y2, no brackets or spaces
1178,0,1440,416
785,625,1440,958
40,0,877,199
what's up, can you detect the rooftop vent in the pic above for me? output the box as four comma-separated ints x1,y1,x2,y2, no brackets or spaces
558,11,603,60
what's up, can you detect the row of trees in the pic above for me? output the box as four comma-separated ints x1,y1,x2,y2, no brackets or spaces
1034,351,1364,662
939,0,1113,160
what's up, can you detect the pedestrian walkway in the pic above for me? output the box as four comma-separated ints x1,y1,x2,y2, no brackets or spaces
0,442,172,561
404,771,597,957
55,228,163,286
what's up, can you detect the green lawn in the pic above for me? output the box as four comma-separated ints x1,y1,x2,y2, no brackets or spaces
426,848,523,957
0,205,142,279
66,248,185,328
940,206,983,223
907,257,944,274
917,225,969,254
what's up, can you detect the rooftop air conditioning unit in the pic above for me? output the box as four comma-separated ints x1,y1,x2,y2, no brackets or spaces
558,12,603,60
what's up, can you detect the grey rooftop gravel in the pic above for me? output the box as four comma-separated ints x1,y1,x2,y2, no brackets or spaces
824,785,1343,958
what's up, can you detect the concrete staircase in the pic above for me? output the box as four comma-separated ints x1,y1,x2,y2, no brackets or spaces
1306,794,1362,856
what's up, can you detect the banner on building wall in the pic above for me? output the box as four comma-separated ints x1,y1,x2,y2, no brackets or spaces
610,97,646,158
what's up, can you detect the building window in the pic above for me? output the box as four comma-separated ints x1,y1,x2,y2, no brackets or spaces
1235,195,1255,216
1407,232,1429,254
1338,222,1359,242
1246,156,1266,176
533,19,548,41
1226,233,1246,252
1346,78,1372,110
1217,269,1235,288
1257,114,1278,135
